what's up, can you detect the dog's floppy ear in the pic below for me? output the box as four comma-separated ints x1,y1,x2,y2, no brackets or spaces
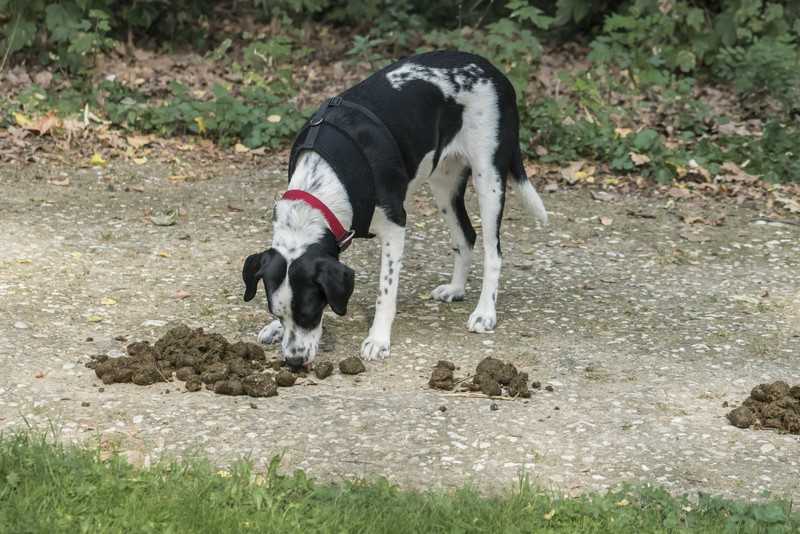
242,252,265,302
314,257,355,316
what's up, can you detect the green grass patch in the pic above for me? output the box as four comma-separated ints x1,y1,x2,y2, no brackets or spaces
1,432,798,533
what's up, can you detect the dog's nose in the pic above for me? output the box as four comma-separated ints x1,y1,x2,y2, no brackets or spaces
284,355,306,370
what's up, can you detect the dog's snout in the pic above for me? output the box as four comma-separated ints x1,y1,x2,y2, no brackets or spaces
284,355,306,370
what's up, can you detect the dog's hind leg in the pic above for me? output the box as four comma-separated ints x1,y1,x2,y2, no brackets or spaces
467,159,506,333
429,157,476,303
361,209,406,360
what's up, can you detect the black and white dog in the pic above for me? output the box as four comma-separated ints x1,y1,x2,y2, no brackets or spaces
243,50,547,368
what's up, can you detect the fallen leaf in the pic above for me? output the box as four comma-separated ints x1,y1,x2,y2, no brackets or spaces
194,116,207,134
126,134,153,149
30,112,61,135
13,112,32,128
174,290,192,300
267,114,282,123
90,153,107,167
680,231,710,243
599,216,613,226
543,509,556,520
48,177,70,187
616,498,630,507
591,191,616,202
560,161,594,184
227,204,243,212
168,175,187,182
686,159,711,181
33,70,53,89
16,258,32,264
34,371,45,379
717,161,758,183
133,157,148,165
668,187,692,199
543,182,559,193
630,152,651,166
150,211,177,226
101,297,117,306
87,315,103,323
158,251,170,258
234,143,250,153
682,215,704,225
773,194,800,214
615,127,633,138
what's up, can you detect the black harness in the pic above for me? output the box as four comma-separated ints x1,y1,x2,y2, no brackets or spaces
288,96,409,238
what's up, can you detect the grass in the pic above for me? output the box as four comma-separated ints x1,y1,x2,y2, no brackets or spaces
0,433,798,533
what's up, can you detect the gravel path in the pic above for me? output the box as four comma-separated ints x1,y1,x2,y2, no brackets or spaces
1,159,799,499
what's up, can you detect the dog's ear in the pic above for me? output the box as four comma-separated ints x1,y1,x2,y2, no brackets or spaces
314,257,355,316
242,252,266,302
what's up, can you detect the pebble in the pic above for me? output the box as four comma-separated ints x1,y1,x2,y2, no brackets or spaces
490,403,499,411
81,401,90,407
13,321,29,329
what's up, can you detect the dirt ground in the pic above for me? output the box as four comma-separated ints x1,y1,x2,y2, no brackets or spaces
1,156,799,500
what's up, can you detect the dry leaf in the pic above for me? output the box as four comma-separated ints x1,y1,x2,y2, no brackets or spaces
591,191,616,202
100,297,117,306
150,211,177,226
668,187,692,199
87,315,103,323
34,371,45,379
686,159,711,180
194,116,207,134
48,177,70,187
680,231,710,243
599,216,613,226
126,134,153,149
234,143,250,153
543,509,556,520
174,290,192,300
30,112,61,135
615,127,633,138
90,153,107,166
267,114,282,123
630,152,651,166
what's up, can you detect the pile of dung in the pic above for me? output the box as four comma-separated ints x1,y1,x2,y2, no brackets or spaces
85,323,353,398
428,357,537,399
727,381,800,434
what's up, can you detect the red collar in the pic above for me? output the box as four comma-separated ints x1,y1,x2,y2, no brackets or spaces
282,189,354,251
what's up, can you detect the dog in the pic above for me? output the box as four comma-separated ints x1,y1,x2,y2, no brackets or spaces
243,50,547,368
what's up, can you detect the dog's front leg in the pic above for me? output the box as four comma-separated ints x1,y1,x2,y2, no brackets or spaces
361,214,405,360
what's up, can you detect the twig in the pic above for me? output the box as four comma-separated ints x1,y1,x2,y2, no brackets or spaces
440,393,518,401
751,217,800,227
451,374,475,388
0,13,22,75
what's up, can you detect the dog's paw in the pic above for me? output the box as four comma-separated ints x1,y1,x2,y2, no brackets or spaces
257,320,283,345
467,309,496,333
431,284,465,303
360,337,390,360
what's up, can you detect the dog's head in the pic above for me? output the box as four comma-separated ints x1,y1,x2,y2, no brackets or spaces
242,244,354,367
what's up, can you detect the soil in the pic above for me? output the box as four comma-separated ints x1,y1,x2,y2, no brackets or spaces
87,323,287,398
339,357,366,375
727,381,800,434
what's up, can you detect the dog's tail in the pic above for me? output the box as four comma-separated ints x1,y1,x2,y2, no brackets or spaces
509,144,548,225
